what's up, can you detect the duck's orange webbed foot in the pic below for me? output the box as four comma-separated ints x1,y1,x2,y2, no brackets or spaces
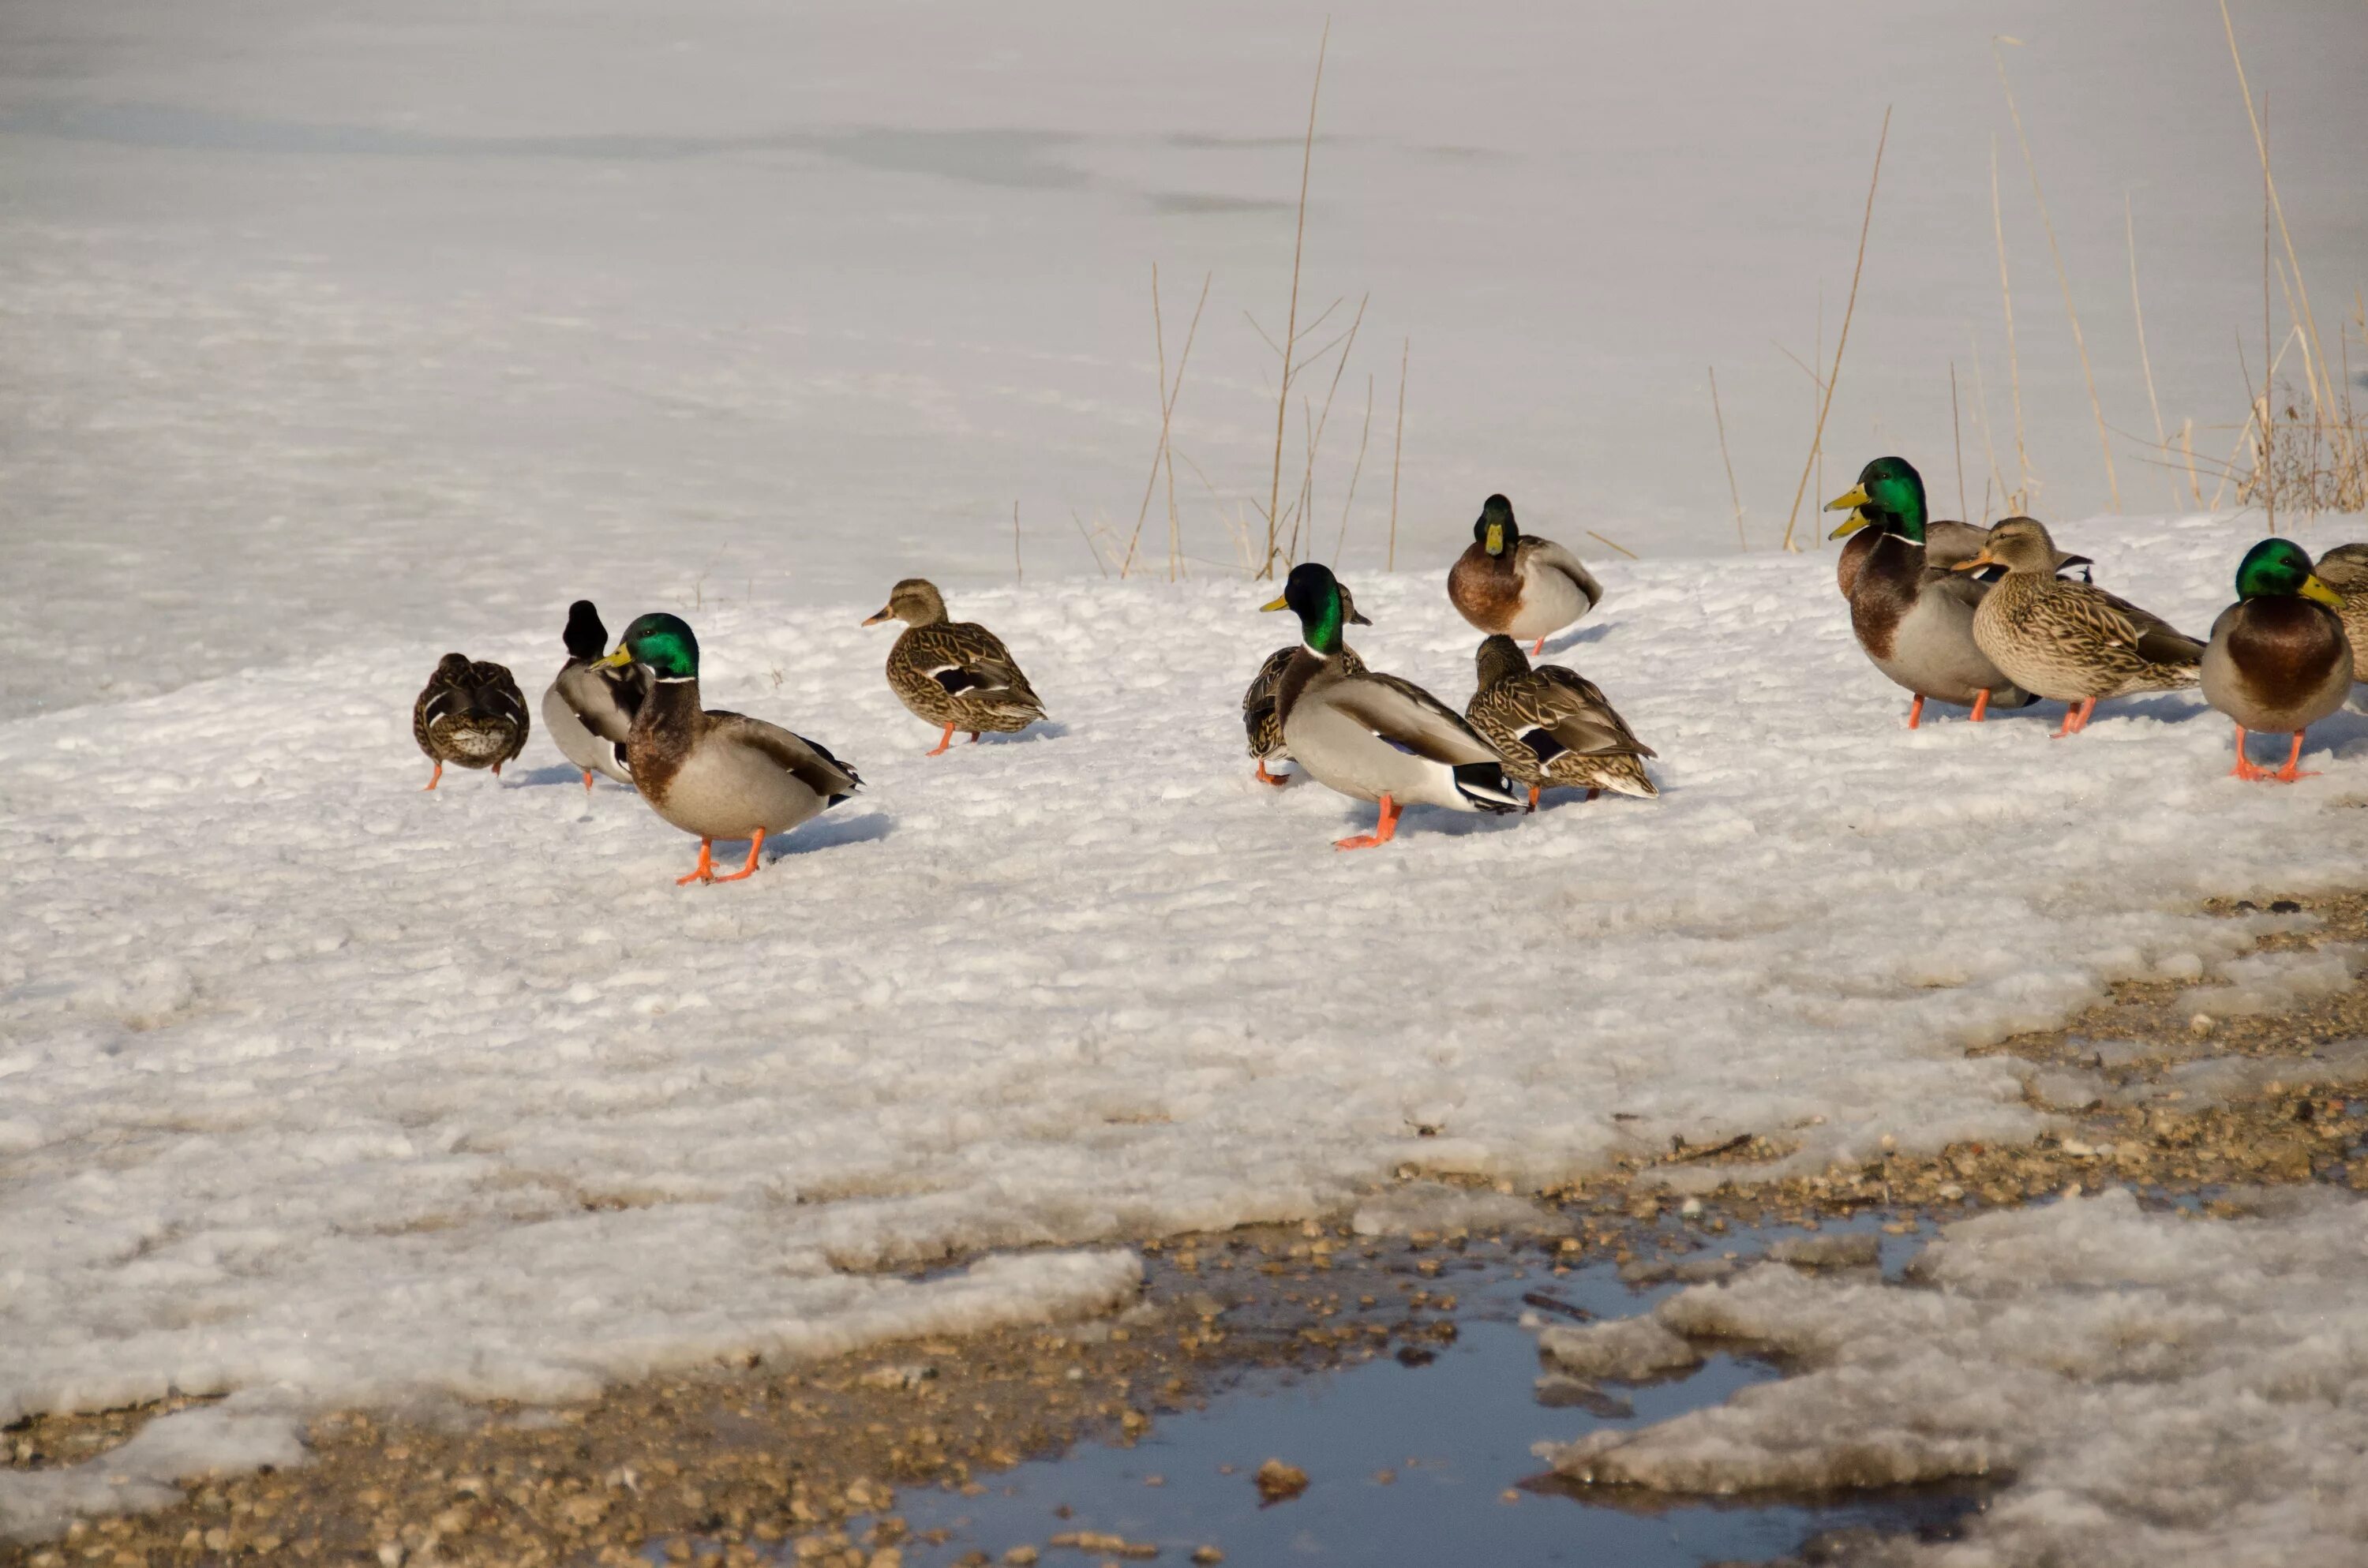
422,762,443,791
925,724,956,757
1255,758,1289,787
1906,694,1925,729
1969,689,1992,723
676,839,717,885
1525,784,1541,814
710,830,766,882
1333,795,1402,851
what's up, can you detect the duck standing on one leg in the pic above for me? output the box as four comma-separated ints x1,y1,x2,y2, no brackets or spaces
1261,563,1520,849
1448,494,1602,657
2202,539,2351,782
2307,543,2368,686
1823,455,2038,728
598,613,860,885
1952,517,2204,737
413,653,530,790
541,600,646,792
863,578,1047,754
1243,582,1370,786
1465,635,1657,811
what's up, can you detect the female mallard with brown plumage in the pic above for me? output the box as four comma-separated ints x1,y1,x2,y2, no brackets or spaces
413,653,529,790
1262,563,1520,850
863,578,1047,754
1243,582,1369,785
2202,539,2351,782
598,613,860,885
541,600,646,791
2309,543,2368,683
1952,517,2204,736
1448,494,1602,656
1466,635,1657,810
1823,456,2039,728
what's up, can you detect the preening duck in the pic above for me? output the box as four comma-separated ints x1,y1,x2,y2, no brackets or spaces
1243,582,1369,785
1824,456,2038,727
1261,563,1520,849
1447,494,1602,655
413,653,529,790
598,613,861,885
2202,539,2351,782
1953,517,2204,736
863,578,1047,754
1466,635,1657,810
541,600,645,791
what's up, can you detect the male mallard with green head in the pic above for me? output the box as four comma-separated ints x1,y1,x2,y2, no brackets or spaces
413,653,529,790
1824,455,2038,727
2309,543,2368,683
2202,539,2351,782
863,578,1047,754
598,613,860,884
1466,635,1657,810
1447,494,1602,656
1261,563,1520,849
1953,517,2204,736
1242,582,1369,785
541,600,646,792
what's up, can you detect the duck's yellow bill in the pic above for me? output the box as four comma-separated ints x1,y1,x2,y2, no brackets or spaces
1824,484,1872,513
2302,574,2346,608
1949,549,1999,574
1259,594,1290,612
1828,513,1872,540
1484,522,1504,554
597,648,635,668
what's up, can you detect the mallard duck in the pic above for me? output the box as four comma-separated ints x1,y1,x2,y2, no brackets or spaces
1830,456,2089,601
2202,538,2351,781
597,613,860,884
1243,583,1369,785
413,653,528,790
1952,517,2204,735
862,578,1047,754
541,600,646,791
1824,456,2039,727
1466,635,1657,810
1261,563,1520,848
1447,494,1603,655
2310,543,2368,683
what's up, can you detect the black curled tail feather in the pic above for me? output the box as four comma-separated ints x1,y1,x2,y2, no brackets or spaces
1452,761,1522,814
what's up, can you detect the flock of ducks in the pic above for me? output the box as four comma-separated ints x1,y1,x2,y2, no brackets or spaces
409,477,2363,882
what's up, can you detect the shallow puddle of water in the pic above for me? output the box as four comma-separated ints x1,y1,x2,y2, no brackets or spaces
839,1215,1982,1567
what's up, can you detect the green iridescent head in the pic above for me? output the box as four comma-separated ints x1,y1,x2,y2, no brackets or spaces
1260,562,1347,655
2235,538,2345,608
1474,494,1519,557
601,612,701,679
1825,456,1928,543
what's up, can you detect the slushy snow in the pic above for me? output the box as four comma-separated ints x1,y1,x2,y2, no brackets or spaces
6,514,2367,1539
1542,1184,2368,1568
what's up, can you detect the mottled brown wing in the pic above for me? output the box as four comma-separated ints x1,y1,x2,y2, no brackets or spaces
1531,668,1656,758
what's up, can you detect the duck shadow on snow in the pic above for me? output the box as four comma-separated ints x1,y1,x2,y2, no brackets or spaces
1537,623,1613,657
509,764,628,789
766,810,894,859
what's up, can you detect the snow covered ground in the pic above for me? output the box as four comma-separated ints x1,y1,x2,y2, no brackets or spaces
5,0,2367,1548
1543,1186,2368,1567
6,511,2368,1538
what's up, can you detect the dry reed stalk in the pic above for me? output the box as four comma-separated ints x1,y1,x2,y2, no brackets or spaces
1120,266,1210,578
2124,196,2183,511
1286,292,1369,566
1585,529,1639,561
1388,339,1407,571
1263,21,1330,580
1778,106,1890,553
1991,138,2032,508
1966,327,2010,520
1709,365,1745,549
2220,0,2345,465
1330,375,1375,564
1995,38,2119,510
1950,361,1968,522
1070,508,1110,577
2179,418,2202,507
